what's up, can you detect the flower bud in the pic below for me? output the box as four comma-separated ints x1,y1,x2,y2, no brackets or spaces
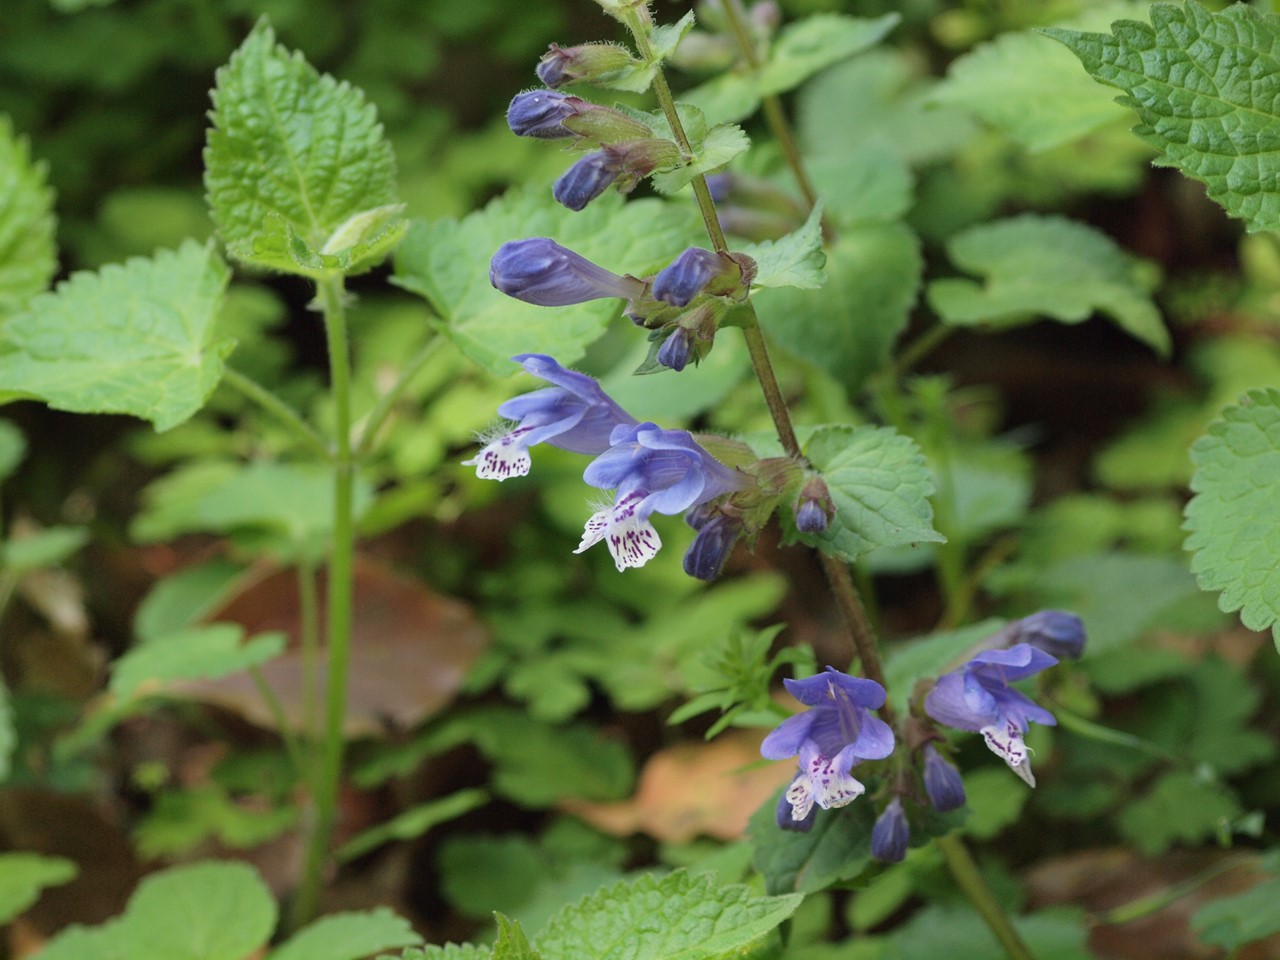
652,248,750,307
794,477,834,533
553,152,620,211
490,238,645,306
682,513,742,581
537,42,638,88
870,798,909,863
922,745,966,812
657,327,691,372
1011,610,1087,661
507,90,578,138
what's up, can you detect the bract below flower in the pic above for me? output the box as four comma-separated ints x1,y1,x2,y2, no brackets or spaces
576,422,743,571
924,643,1058,787
463,354,637,480
761,667,894,823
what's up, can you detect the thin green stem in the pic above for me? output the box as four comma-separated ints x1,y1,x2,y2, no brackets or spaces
937,834,1037,960
249,665,306,777
221,367,332,460
354,335,444,458
297,557,321,748
893,323,955,378
632,18,888,696
1095,854,1257,925
292,271,357,932
719,0,826,225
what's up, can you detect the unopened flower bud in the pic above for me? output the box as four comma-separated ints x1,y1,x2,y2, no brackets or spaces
795,477,834,533
922,745,966,812
652,248,749,307
683,513,742,581
554,152,620,211
490,238,645,306
537,42,638,88
1011,610,1087,661
657,327,691,372
507,90,578,138
870,798,909,863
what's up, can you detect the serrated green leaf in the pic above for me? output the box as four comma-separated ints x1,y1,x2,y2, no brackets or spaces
337,789,490,862
0,241,232,431
134,785,297,858
110,624,286,700
492,915,541,960
754,222,921,392
270,909,422,960
1116,770,1241,855
1045,2,1280,232
795,425,943,562
928,215,1168,354
130,460,374,562
685,14,900,124
807,142,913,226
1192,877,1280,951
205,19,401,274
0,116,57,317
931,9,1140,152
0,525,89,575
0,419,25,481
0,853,77,925
1185,390,1280,649
749,788,876,894
739,204,826,291
534,870,801,960
650,117,750,195
392,187,700,374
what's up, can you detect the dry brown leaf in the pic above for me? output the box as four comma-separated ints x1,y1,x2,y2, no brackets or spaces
172,556,487,737
564,730,793,843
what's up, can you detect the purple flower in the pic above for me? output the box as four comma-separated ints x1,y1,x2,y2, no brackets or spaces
576,422,744,571
761,667,895,823
922,744,966,812
682,513,742,580
1006,610,1086,661
652,247,728,307
795,500,827,533
463,354,637,481
491,239,645,307
870,798,909,863
553,152,620,211
657,327,691,372
507,90,578,138
924,643,1058,787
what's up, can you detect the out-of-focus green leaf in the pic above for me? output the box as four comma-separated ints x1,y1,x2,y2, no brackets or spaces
750,788,876,894
0,853,77,925
1192,876,1280,951
109,624,286,700
0,115,56,317
270,909,422,960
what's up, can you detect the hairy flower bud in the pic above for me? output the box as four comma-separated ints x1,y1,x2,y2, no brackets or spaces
537,42,638,88
922,744,966,812
795,477,834,534
507,89,652,144
490,238,645,306
870,798,910,863
657,327,691,372
652,248,749,307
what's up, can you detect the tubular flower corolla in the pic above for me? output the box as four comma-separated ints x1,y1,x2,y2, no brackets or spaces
761,667,895,824
576,422,744,571
463,354,637,480
924,643,1058,787
490,238,645,307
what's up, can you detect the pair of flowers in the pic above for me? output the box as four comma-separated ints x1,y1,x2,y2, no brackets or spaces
764,612,1084,860
465,353,744,574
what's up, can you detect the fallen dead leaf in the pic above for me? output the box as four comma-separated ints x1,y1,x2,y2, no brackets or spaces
563,730,793,843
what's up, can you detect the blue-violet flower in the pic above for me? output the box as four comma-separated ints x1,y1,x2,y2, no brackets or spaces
870,798,910,863
657,327,691,372
682,512,742,581
922,744,966,812
553,152,620,211
761,667,895,823
577,422,744,570
491,238,645,307
1005,610,1086,661
652,247,732,307
924,643,1058,787
463,354,637,480
506,89,578,138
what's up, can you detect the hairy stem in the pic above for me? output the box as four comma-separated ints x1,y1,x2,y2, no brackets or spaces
292,271,357,931
221,367,332,460
937,834,1038,960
